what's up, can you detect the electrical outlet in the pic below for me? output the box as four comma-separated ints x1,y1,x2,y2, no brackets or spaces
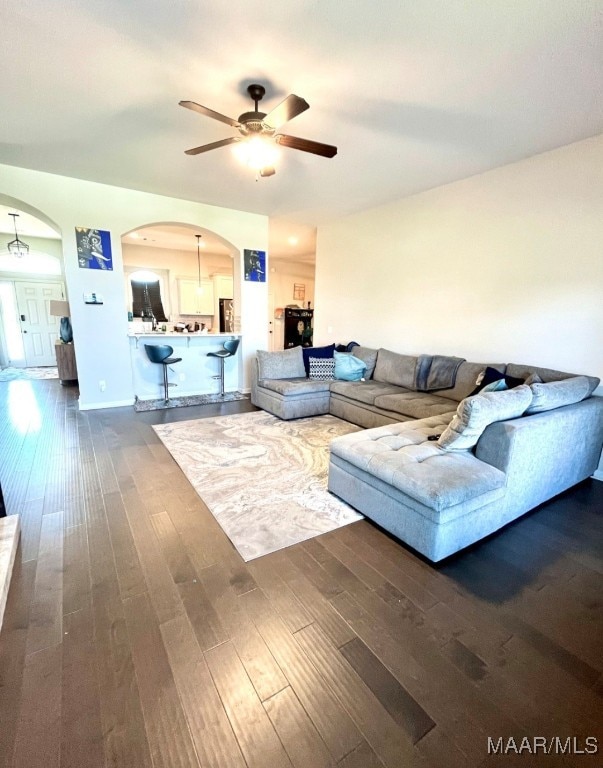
99,380,106,391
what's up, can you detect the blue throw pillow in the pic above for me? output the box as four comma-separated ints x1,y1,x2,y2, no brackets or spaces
469,366,524,396
334,351,367,381
302,344,335,376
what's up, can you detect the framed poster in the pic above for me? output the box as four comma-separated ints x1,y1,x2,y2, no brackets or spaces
76,228,113,270
244,249,266,282
293,283,305,300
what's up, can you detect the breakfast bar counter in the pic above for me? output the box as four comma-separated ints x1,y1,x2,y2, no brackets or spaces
129,332,242,400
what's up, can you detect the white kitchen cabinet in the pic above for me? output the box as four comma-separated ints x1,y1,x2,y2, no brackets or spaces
178,279,214,315
213,274,233,301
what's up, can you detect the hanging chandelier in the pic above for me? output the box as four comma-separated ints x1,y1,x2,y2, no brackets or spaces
195,234,204,294
7,213,30,258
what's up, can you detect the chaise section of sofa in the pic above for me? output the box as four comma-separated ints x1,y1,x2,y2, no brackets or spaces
329,376,603,561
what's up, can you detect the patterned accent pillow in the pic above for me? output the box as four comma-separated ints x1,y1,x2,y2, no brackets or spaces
308,357,335,380
302,344,335,376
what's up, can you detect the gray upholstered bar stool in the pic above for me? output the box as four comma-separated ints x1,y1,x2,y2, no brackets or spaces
207,338,240,396
144,344,182,403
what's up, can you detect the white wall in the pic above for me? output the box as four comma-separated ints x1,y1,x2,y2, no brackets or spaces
123,243,232,280
315,135,603,375
270,260,315,307
0,165,268,408
315,134,603,475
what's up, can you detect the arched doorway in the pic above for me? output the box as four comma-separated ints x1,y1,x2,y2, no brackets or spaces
121,222,238,333
0,200,66,369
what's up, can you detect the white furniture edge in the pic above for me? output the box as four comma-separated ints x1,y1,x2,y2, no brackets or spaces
0,515,20,633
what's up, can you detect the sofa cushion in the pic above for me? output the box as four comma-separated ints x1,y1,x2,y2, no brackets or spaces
302,344,335,376
438,385,533,451
525,376,591,414
434,361,508,401
308,357,335,381
349,345,379,379
506,363,599,396
374,391,458,420
329,380,407,406
260,377,332,395
524,373,543,386
373,349,419,389
329,419,506,513
257,347,306,380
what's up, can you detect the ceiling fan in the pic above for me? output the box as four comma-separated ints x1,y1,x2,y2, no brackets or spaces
179,84,337,177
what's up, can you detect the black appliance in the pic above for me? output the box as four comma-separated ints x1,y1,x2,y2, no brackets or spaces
284,307,313,348
219,298,234,332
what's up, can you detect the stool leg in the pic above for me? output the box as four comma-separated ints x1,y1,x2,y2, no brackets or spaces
220,357,225,396
163,363,169,402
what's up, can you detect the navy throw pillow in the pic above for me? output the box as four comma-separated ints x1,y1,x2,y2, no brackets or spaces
470,366,524,396
302,344,335,376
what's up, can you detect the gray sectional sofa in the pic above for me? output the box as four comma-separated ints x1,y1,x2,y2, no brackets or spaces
251,345,603,561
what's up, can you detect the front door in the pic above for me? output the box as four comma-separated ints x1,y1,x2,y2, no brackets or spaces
15,281,65,367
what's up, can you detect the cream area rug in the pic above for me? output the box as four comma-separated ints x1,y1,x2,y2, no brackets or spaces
152,411,363,561
0,366,58,382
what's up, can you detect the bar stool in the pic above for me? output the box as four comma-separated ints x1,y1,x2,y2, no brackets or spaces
207,338,240,396
144,344,182,403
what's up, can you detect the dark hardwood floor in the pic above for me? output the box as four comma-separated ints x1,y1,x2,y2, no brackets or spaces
0,379,601,767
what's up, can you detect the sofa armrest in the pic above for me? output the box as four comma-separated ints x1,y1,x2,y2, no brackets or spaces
475,396,603,504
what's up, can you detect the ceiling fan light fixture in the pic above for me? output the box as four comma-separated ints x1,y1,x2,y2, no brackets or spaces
180,84,336,169
233,136,279,172
7,213,30,258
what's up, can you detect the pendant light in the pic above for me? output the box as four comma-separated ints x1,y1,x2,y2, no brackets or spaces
7,213,30,258
195,234,204,294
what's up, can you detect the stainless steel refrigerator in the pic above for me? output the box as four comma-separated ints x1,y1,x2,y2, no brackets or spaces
219,298,234,332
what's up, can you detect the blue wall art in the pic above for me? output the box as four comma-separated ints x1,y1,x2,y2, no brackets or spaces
76,228,113,270
244,249,266,282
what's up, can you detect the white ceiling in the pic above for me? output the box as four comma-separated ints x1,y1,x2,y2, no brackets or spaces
1,1,601,259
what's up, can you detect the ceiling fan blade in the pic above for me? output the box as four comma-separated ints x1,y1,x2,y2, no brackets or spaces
262,94,309,129
185,137,240,155
275,134,337,158
259,166,276,177
179,100,240,128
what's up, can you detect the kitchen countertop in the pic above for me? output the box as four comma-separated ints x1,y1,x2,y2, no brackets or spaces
128,331,241,337
129,331,242,399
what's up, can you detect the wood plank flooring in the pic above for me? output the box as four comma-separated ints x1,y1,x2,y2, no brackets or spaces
0,379,601,767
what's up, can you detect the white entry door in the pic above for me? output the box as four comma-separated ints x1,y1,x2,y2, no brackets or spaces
15,281,65,367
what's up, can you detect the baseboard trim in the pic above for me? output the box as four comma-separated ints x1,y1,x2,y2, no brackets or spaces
593,469,603,482
79,398,135,411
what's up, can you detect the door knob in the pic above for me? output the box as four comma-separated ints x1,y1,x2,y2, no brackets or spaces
21,314,26,321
